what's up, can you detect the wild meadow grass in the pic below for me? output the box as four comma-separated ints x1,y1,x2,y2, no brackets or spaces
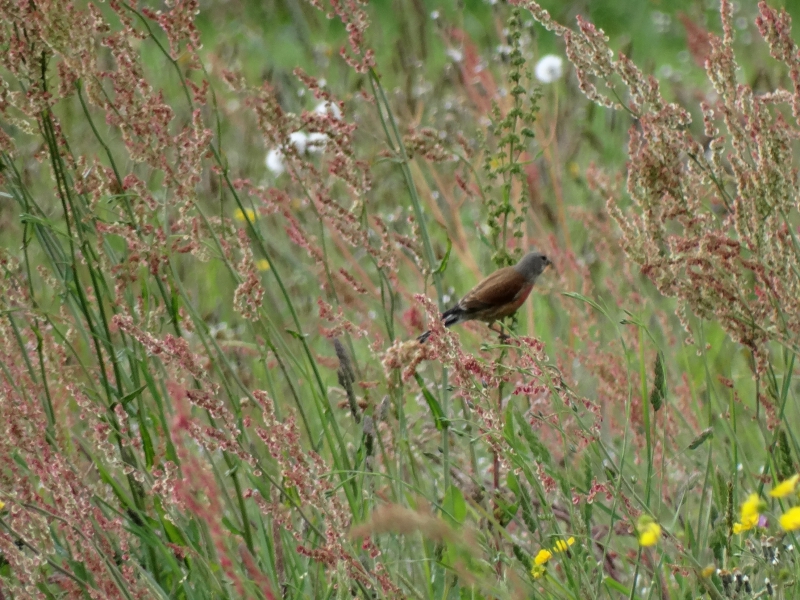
2,0,800,598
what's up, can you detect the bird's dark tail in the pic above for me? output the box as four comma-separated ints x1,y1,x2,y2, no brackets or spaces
417,306,465,343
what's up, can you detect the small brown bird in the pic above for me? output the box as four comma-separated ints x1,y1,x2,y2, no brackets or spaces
418,251,551,343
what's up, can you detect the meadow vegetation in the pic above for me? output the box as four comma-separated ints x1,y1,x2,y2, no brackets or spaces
2,0,800,598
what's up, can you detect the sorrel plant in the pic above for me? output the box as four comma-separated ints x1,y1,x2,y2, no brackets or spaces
1,0,799,598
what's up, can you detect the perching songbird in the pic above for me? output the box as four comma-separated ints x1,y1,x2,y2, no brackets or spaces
418,251,551,343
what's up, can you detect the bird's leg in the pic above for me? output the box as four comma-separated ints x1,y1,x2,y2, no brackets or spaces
488,323,509,342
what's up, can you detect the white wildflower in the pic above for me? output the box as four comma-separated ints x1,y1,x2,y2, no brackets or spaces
314,100,342,120
288,131,308,154
496,44,512,59
265,149,285,176
534,54,564,83
306,132,329,154
446,48,463,63
266,129,328,176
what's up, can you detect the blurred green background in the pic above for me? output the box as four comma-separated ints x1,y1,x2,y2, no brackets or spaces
4,0,800,596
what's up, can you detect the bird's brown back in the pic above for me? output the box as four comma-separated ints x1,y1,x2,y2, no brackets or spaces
458,266,530,320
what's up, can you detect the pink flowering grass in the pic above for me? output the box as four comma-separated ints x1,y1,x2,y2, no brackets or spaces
1,0,799,598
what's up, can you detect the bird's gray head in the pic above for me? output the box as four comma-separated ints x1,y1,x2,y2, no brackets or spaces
513,251,551,283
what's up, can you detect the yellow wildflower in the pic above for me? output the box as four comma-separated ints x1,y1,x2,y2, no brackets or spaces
234,208,256,223
741,493,762,520
553,537,575,553
701,565,716,578
780,506,800,531
637,516,661,547
733,493,763,533
567,162,580,178
0,500,4,511
255,259,271,271
531,536,575,579
770,474,799,498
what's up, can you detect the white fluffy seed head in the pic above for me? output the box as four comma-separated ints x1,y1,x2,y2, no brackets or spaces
535,54,564,83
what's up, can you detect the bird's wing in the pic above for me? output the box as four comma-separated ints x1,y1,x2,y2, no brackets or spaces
458,267,528,313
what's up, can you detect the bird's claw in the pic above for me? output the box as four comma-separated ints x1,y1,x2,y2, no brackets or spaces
488,324,509,342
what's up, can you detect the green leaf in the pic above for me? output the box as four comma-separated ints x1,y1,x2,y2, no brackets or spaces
518,481,538,534
155,497,188,546
139,415,155,469
441,485,466,526
222,515,244,536
513,409,551,464
506,470,520,495
434,237,452,275
139,359,179,464
562,291,607,316
119,384,147,408
604,576,631,595
414,373,447,430
80,440,135,509
503,402,515,445
494,494,519,527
